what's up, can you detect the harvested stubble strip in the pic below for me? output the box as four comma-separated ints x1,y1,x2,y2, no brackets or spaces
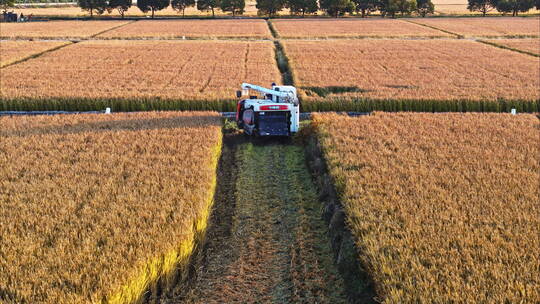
282,39,540,102
270,19,452,38
0,20,131,39
0,40,70,67
313,112,540,303
97,19,272,39
0,40,281,105
0,112,222,304
408,17,540,37
483,38,540,56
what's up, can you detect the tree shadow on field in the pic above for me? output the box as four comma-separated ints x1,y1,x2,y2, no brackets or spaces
1,115,222,138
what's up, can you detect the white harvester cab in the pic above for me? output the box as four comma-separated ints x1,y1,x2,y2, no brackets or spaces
235,83,300,137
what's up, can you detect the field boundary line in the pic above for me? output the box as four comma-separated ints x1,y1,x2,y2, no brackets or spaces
266,19,279,40
273,40,296,86
0,41,74,69
90,19,138,38
403,19,463,38
476,39,540,57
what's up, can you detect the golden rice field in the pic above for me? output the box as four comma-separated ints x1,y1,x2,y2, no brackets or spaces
0,20,130,39
0,40,69,68
313,112,540,303
98,19,272,39
283,39,540,101
270,19,452,38
409,17,540,37
485,38,540,55
0,112,222,304
0,40,280,101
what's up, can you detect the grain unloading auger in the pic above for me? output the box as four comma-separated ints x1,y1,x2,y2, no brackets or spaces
235,83,300,137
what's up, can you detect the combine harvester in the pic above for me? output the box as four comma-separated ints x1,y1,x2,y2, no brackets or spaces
235,83,300,137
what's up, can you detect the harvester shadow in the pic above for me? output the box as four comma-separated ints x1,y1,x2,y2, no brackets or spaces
1,116,222,138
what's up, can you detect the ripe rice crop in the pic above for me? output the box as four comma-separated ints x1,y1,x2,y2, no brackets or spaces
313,112,540,303
283,39,540,107
270,19,452,38
0,112,222,304
0,40,281,111
0,40,69,67
409,17,540,37
0,20,131,39
484,38,540,55
98,19,271,39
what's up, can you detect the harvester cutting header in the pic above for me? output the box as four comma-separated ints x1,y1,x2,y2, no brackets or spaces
235,83,300,137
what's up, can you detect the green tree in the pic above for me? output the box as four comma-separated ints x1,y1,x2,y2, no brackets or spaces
220,0,245,15
495,0,534,15
78,0,107,17
137,0,170,18
107,0,131,18
320,0,355,17
256,0,286,16
416,0,434,16
397,0,416,15
197,0,220,17
467,0,495,16
536,0,539,9
287,0,318,16
380,0,415,16
352,0,378,17
171,0,195,16
1,0,15,13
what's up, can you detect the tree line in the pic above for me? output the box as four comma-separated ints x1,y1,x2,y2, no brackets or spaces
75,0,539,17
468,0,539,16
77,0,432,17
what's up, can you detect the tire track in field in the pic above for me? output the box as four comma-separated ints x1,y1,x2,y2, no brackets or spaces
164,139,348,304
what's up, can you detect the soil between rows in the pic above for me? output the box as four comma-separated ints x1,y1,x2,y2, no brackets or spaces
161,134,350,303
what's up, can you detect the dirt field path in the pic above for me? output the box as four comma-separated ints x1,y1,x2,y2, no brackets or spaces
164,138,347,304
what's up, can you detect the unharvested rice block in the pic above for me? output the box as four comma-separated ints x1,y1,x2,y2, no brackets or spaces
0,40,69,67
313,112,540,303
98,19,272,39
0,40,280,101
485,38,540,55
271,19,452,38
283,39,540,101
0,112,222,304
0,20,130,39
410,17,540,37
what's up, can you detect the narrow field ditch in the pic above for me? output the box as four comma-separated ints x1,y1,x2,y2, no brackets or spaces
160,130,366,303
